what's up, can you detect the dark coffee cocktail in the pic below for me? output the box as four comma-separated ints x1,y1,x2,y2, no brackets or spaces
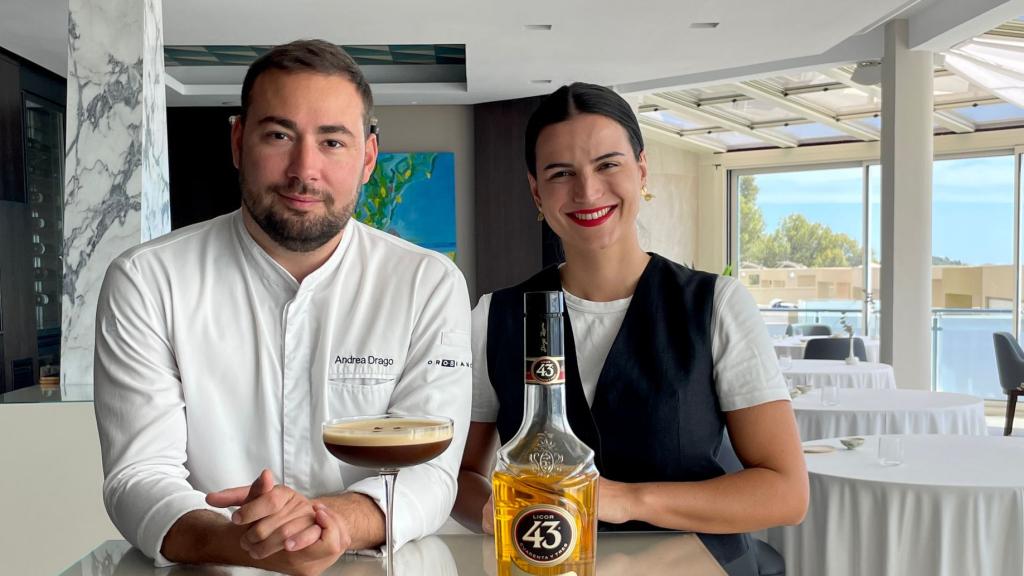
323,416,453,470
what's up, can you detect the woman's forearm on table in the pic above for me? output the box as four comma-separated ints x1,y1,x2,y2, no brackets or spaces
618,466,808,533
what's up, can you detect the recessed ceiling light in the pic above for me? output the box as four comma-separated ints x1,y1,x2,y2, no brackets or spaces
689,22,719,29
531,79,552,84
524,24,553,31
221,101,235,105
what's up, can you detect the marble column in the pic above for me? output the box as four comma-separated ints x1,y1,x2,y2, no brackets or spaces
62,0,170,400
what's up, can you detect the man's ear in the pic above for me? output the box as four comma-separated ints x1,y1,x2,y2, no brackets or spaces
361,132,379,184
230,115,243,169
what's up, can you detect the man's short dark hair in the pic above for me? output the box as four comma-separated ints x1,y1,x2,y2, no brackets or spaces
241,39,374,134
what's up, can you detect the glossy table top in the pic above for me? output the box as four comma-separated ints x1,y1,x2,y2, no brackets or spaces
59,533,727,575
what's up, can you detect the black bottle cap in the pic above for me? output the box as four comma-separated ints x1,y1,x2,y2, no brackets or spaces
524,291,563,316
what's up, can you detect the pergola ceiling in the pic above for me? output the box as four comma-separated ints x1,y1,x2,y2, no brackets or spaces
637,16,1024,153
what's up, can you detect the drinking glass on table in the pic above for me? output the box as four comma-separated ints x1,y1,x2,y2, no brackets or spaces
877,436,904,466
820,381,839,406
322,414,454,576
778,349,792,370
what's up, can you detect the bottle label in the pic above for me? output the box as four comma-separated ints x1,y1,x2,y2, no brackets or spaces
512,504,577,566
525,356,565,385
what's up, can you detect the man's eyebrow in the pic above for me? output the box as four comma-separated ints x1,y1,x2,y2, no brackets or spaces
258,116,297,131
543,162,573,171
594,152,625,162
318,124,354,137
257,116,354,137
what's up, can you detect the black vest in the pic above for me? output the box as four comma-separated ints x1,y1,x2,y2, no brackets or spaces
487,254,755,572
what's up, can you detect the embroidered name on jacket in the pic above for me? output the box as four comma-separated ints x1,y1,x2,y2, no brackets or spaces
333,355,396,367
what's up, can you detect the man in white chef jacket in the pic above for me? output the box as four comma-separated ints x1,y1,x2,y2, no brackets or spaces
93,39,471,576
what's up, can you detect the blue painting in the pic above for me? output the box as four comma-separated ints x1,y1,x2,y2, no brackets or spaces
355,152,456,260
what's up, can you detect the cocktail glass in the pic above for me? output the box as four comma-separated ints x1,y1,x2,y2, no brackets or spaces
322,414,454,576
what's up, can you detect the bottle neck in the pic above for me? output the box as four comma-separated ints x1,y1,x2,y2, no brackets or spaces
523,382,571,433
521,301,570,433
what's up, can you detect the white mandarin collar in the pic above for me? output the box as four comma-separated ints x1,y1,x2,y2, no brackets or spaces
231,210,355,294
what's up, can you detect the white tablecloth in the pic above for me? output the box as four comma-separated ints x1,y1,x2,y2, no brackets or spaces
792,389,987,440
774,336,881,363
767,435,1024,576
782,359,896,390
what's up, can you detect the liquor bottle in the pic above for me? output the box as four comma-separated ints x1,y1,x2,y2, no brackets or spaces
492,291,598,575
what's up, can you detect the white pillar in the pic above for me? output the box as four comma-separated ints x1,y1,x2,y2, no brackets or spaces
62,0,171,400
879,19,933,390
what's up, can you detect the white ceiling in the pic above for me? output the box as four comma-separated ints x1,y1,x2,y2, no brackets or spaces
1,0,1022,106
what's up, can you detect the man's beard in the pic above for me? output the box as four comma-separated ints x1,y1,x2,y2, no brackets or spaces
240,171,355,253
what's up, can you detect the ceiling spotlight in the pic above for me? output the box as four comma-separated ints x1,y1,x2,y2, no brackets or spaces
850,60,882,86
531,79,552,84
524,24,552,31
689,22,719,29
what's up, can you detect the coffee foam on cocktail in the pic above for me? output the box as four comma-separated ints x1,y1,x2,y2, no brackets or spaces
323,418,453,447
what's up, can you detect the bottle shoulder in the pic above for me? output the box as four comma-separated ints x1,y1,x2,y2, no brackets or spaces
496,425,596,479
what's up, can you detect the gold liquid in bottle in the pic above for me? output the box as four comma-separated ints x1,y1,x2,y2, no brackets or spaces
492,291,599,575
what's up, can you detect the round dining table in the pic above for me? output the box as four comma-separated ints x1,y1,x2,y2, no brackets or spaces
782,359,896,390
791,388,987,440
774,335,881,363
767,435,1024,576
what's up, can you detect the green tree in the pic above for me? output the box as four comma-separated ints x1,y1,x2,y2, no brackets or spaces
933,255,966,266
738,175,765,263
759,214,862,267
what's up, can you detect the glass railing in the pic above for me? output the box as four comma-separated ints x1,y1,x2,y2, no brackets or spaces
932,308,1011,400
758,305,875,338
759,306,1011,400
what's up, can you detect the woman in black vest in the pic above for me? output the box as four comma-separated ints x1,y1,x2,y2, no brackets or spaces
454,83,807,573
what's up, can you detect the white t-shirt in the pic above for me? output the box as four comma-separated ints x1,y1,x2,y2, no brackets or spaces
93,211,472,565
471,275,788,421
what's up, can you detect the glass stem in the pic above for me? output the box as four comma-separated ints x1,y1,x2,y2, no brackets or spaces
381,469,398,576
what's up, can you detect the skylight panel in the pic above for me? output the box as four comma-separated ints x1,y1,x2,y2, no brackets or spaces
709,131,768,149
639,110,704,131
773,122,850,142
797,88,879,116
686,85,741,100
771,71,835,89
707,100,801,124
951,103,1024,124
854,117,881,131
933,74,991,103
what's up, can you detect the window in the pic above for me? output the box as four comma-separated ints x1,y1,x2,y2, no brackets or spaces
733,165,870,336
929,155,1015,399
735,153,1020,399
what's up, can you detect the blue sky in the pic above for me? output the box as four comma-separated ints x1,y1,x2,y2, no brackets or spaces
749,155,1017,265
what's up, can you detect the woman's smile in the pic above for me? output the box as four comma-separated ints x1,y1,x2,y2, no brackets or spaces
567,205,617,227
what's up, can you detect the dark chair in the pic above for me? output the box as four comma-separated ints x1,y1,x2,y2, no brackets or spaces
793,323,831,336
992,332,1024,436
804,337,867,361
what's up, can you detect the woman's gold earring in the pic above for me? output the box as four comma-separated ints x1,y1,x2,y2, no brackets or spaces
642,186,654,202
536,210,545,222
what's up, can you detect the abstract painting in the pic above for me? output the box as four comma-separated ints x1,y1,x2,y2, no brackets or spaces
355,152,456,260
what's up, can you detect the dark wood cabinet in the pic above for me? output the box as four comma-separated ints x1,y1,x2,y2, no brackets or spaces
0,54,26,203
0,201,38,393
0,48,66,394
472,96,550,299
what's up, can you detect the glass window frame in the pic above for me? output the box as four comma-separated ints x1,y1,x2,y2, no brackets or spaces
727,148,1023,396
